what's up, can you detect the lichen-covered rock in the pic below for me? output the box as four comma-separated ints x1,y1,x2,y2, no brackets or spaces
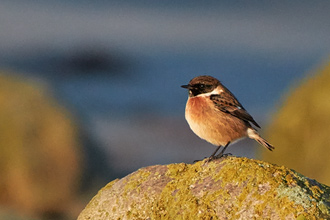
78,157,330,220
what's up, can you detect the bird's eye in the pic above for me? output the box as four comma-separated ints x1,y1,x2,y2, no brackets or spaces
198,84,212,89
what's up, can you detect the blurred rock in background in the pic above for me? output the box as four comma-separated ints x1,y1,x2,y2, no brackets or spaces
0,207,42,220
0,72,82,219
262,59,330,185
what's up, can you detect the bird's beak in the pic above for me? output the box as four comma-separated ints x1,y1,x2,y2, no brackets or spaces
181,84,190,89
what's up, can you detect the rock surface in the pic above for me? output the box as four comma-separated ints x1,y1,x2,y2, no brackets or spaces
78,156,330,220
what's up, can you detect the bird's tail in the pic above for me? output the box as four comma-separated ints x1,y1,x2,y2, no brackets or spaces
247,128,274,151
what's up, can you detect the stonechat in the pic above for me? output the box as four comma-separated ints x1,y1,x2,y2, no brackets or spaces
181,75,274,160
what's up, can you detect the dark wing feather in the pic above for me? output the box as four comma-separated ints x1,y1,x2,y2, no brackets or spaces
210,92,260,128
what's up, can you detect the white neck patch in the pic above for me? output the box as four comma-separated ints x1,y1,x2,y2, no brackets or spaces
196,86,223,97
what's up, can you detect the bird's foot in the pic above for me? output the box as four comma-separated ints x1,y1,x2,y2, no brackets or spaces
215,152,232,159
194,153,232,164
193,157,208,163
194,156,216,163
205,155,217,163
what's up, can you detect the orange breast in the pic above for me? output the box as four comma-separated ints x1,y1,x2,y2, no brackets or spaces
185,96,248,146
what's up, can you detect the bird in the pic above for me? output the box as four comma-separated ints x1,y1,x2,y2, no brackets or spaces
181,75,274,161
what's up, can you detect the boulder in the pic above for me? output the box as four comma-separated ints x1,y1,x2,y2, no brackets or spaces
0,73,82,219
262,60,330,186
78,156,330,219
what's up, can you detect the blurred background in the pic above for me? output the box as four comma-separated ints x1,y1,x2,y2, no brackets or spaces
0,0,330,219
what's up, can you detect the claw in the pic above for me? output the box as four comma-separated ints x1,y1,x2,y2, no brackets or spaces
215,152,232,159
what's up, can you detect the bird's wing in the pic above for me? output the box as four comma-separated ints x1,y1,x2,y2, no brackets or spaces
210,93,260,128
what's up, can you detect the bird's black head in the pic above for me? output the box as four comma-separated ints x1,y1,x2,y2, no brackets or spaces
181,75,220,97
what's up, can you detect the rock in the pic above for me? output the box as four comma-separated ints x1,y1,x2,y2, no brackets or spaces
262,60,330,186
0,73,82,219
78,157,330,219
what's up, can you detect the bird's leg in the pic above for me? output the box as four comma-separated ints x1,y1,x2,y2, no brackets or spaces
215,142,231,158
197,142,232,163
210,145,222,158
194,145,222,163
203,145,222,162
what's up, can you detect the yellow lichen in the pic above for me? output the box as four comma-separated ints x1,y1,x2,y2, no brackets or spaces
78,157,330,220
